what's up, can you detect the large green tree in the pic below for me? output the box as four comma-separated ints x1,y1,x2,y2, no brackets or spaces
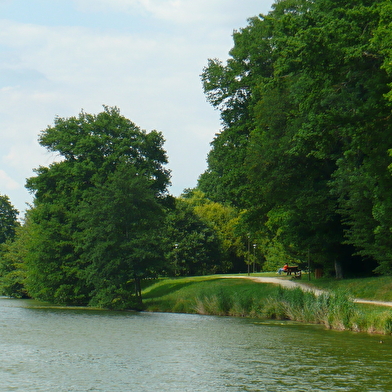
77,163,166,308
200,0,392,276
25,107,171,308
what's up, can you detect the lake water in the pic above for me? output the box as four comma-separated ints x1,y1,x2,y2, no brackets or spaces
1,297,392,391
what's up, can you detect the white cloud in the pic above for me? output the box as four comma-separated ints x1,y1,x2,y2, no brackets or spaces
0,0,274,214
4,143,58,174
0,170,21,191
75,0,265,26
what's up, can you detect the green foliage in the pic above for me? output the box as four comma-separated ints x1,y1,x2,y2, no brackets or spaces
0,195,23,297
372,1,392,102
0,194,19,244
0,225,28,298
200,0,392,276
258,237,300,272
87,284,143,311
184,190,246,272
23,107,171,308
76,163,167,307
164,198,224,276
4,1,392,307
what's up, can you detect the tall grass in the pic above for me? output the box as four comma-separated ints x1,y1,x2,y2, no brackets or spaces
262,287,357,330
142,276,392,335
194,289,262,317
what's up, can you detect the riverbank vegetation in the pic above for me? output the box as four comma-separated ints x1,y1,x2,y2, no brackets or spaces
1,0,392,310
143,275,392,335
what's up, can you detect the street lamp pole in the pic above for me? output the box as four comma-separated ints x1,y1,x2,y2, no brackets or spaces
174,243,178,277
253,244,256,273
247,234,250,276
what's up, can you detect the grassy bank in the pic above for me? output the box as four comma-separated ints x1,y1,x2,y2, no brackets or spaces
299,275,392,302
142,275,392,335
143,276,280,316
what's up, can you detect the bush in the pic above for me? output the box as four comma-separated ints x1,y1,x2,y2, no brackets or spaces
88,286,142,310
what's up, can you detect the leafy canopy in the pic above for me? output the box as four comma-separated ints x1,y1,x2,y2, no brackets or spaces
24,107,171,308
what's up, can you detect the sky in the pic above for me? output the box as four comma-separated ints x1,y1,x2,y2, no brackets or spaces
0,0,274,216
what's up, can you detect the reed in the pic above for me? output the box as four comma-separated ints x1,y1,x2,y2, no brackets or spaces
262,286,358,330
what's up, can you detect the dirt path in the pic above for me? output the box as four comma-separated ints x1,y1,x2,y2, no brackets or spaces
227,275,392,308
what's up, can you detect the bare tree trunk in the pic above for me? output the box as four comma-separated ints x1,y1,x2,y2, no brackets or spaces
134,277,142,308
334,260,343,279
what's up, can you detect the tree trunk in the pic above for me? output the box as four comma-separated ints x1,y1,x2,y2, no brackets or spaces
134,277,142,308
334,260,343,279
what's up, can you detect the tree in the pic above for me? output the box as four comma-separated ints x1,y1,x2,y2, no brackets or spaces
183,190,246,272
0,223,29,298
372,0,392,102
0,194,19,244
0,195,23,296
199,14,274,207
200,0,392,276
25,107,171,308
164,197,223,276
77,163,166,308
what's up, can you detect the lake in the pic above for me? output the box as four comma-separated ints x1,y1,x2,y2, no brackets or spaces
1,297,391,391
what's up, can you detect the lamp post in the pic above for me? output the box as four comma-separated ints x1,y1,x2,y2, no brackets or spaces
174,243,178,277
247,234,250,276
253,244,256,273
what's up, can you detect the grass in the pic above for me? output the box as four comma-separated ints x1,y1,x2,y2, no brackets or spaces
298,275,392,302
143,275,280,316
141,274,392,335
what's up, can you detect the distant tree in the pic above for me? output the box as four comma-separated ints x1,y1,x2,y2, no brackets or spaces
0,194,19,244
0,195,24,297
164,198,223,276
0,223,29,298
184,190,246,272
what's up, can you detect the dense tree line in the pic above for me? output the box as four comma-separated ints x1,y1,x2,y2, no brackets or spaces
1,0,392,308
199,0,392,277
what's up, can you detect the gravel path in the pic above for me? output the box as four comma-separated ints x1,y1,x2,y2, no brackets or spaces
227,275,392,308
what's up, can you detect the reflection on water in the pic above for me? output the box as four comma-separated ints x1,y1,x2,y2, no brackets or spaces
1,297,392,391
